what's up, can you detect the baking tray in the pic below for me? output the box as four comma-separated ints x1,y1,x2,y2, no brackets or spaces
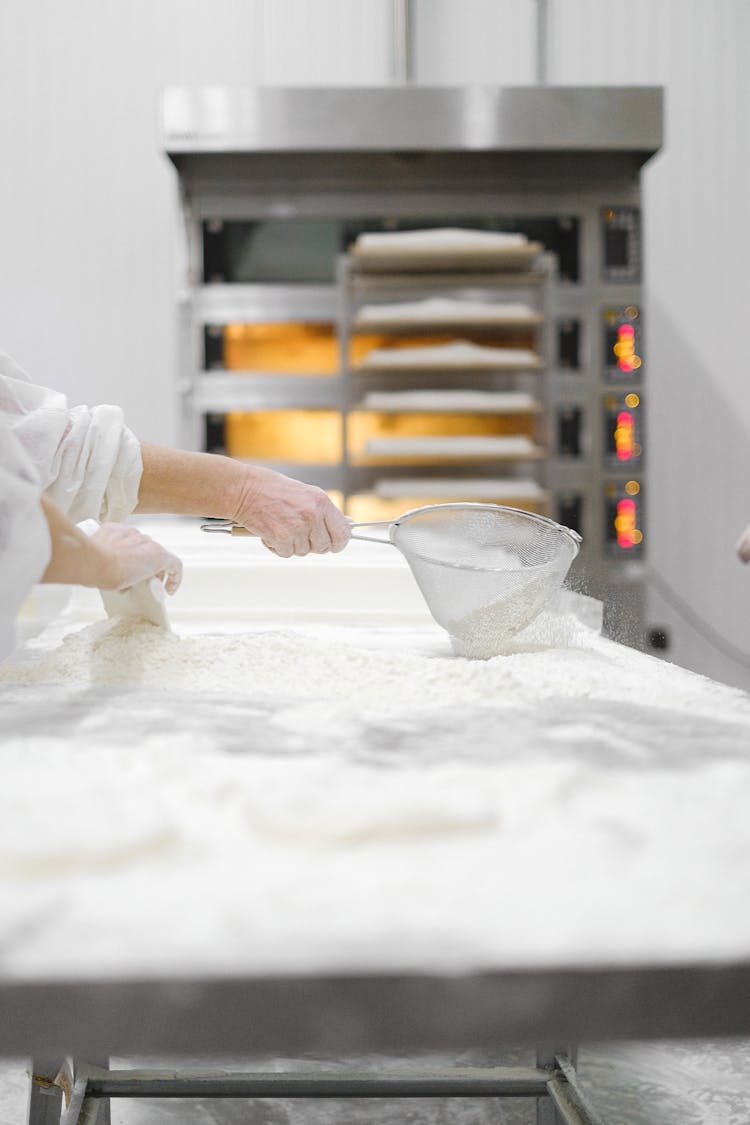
354,340,542,373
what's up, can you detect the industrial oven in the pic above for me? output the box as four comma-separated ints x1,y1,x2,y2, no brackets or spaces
161,85,662,645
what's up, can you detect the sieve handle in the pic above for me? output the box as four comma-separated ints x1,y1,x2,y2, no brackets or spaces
349,520,394,546
201,521,251,535
199,520,394,546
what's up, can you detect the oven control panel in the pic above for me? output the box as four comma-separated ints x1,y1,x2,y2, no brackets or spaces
601,206,641,283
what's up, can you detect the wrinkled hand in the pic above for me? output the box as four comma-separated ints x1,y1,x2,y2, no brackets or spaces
738,525,750,563
91,523,183,593
235,467,351,557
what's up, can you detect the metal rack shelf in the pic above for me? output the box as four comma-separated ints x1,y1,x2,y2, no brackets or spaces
353,357,544,374
348,243,545,274
193,284,337,325
351,394,542,414
350,318,542,335
337,252,554,510
193,373,341,412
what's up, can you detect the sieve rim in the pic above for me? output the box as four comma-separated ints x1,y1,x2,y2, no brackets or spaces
389,502,582,572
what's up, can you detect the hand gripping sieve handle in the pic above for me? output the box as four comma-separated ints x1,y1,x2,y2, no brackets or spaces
200,519,394,545
200,520,252,535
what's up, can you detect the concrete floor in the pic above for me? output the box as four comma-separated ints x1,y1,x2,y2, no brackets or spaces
5,1041,750,1124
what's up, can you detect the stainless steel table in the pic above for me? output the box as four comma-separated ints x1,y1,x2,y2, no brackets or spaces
9,961,750,1124
4,534,750,1124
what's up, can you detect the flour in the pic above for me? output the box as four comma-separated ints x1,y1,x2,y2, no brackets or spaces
3,610,749,722
447,571,557,658
4,607,750,982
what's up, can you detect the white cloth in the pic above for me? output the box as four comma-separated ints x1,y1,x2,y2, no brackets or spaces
0,351,142,523
0,413,50,661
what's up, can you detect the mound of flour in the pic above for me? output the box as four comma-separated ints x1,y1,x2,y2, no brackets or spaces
447,571,557,658
3,612,749,721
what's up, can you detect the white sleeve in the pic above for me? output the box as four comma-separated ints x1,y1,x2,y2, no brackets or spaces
0,351,143,523
0,411,51,662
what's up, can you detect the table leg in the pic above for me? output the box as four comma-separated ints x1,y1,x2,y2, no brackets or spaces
56,1060,110,1125
86,1060,110,1125
536,1047,605,1125
26,1059,63,1125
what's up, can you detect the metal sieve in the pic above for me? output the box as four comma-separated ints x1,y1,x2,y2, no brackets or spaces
351,503,582,657
201,502,581,657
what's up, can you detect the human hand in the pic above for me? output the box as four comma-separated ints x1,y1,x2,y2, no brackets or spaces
234,466,351,557
89,523,183,593
738,525,750,563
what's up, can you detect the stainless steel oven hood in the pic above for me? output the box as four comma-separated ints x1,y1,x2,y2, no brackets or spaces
162,85,662,160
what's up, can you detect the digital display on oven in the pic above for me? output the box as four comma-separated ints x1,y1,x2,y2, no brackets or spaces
601,206,641,282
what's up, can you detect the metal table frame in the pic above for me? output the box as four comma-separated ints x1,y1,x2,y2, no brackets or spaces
28,1052,599,1125
12,962,750,1125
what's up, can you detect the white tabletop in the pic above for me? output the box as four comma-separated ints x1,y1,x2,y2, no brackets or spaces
2,519,750,989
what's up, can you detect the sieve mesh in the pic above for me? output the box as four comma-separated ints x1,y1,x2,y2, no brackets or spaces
202,503,581,659
389,504,581,657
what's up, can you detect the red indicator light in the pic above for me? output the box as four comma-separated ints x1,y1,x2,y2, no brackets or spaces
613,322,639,371
615,497,639,548
615,410,635,460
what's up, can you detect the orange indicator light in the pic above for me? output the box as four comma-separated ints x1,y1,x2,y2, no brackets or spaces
615,497,639,548
614,322,639,371
614,410,635,460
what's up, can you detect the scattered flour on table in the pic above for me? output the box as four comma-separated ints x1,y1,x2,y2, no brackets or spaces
2,611,750,720
4,613,750,977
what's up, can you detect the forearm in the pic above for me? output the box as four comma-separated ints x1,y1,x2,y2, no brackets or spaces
135,442,248,519
134,441,351,557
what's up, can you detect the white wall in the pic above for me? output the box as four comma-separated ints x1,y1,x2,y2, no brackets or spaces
413,0,536,84
1,0,749,687
0,0,390,448
546,0,750,688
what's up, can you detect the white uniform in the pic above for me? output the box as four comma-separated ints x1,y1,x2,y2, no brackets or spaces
0,414,50,660
0,352,143,660
0,351,142,523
